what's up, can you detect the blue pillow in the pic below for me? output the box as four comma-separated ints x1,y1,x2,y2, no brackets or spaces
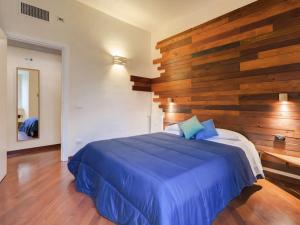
195,119,218,140
179,116,204,140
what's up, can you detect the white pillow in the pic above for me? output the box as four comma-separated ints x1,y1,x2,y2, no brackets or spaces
215,129,246,141
164,123,183,136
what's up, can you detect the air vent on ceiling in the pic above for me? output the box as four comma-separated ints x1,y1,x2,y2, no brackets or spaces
21,2,49,21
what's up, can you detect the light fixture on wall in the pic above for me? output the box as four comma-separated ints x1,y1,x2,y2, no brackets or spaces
167,97,174,104
112,56,127,65
279,93,289,112
279,93,288,102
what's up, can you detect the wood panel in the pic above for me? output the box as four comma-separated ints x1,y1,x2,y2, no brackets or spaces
130,75,152,92
152,0,300,175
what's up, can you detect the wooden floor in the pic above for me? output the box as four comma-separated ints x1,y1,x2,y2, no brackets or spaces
0,150,299,225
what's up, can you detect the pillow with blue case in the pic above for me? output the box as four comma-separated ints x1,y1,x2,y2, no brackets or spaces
195,119,218,140
179,116,204,140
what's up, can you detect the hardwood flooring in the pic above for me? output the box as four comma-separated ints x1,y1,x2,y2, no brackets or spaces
0,150,299,225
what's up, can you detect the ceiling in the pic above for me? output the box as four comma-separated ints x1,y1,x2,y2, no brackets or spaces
76,0,209,32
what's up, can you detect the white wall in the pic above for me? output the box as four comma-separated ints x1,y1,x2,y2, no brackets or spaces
0,28,7,181
0,0,153,160
7,46,61,151
150,0,257,132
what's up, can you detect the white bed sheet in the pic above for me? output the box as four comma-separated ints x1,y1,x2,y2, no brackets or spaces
206,134,264,178
164,127,264,178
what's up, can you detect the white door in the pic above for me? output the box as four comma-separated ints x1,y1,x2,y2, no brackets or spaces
0,28,7,182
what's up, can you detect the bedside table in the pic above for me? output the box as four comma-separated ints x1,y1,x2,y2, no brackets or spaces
263,152,300,168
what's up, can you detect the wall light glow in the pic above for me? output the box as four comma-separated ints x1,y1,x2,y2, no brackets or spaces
111,63,127,74
278,93,290,112
110,48,125,57
279,103,289,112
102,39,127,59
168,103,176,113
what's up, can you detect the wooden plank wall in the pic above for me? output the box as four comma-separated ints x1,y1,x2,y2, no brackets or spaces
131,75,152,92
152,0,300,161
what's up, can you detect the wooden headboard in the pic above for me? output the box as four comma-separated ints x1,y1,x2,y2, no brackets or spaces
151,0,300,160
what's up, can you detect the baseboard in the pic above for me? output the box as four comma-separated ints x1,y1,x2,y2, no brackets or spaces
7,144,61,158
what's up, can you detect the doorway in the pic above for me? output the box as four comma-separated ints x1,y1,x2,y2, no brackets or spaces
0,32,70,184
7,40,62,156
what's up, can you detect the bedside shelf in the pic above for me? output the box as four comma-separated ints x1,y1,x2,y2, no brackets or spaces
264,152,300,167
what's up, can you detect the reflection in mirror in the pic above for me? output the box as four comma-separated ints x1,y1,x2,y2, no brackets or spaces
17,68,40,141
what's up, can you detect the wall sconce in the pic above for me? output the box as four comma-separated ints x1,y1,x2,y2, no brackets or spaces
167,98,174,103
113,56,127,65
279,93,288,102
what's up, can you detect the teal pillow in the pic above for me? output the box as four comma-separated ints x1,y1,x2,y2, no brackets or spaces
179,116,204,140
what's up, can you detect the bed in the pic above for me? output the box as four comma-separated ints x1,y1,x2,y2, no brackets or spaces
68,130,263,225
18,117,39,137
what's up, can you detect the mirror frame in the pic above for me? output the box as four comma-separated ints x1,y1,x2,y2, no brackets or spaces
16,67,40,142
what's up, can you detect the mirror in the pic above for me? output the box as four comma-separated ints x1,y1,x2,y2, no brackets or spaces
17,68,40,141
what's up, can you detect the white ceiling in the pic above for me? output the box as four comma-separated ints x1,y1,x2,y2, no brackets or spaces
76,0,209,32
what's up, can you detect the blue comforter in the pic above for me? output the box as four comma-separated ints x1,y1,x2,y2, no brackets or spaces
19,117,39,137
68,132,256,225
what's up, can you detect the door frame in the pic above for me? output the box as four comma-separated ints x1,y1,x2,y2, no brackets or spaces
0,28,7,182
6,32,70,161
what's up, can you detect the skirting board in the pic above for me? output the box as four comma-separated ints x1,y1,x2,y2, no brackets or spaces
7,144,61,158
